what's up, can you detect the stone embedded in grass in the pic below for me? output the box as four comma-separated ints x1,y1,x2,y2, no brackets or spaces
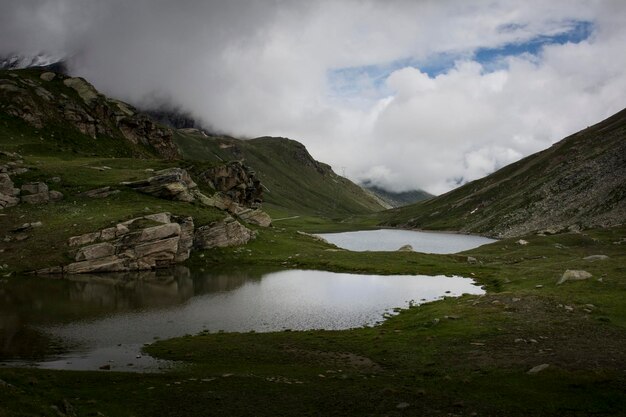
516,239,529,245
527,364,549,374
557,270,592,285
583,255,609,261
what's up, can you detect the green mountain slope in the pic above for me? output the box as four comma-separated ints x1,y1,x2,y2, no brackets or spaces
0,68,384,217
362,183,433,208
174,131,385,216
381,108,626,237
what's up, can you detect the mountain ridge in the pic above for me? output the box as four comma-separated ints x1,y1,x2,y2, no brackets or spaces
381,108,626,237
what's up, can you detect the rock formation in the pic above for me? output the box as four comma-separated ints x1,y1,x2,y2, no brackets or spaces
194,216,256,249
0,173,19,209
36,213,192,274
0,71,179,159
35,211,256,274
0,154,63,208
197,161,263,208
123,168,198,202
124,167,272,227
20,182,63,204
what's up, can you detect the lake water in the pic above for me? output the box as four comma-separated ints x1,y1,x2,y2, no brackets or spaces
0,267,484,372
317,229,495,253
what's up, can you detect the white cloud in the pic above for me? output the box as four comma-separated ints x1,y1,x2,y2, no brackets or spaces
1,0,625,194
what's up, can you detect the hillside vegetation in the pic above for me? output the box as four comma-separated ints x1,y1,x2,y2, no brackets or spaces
382,108,626,237
174,130,385,216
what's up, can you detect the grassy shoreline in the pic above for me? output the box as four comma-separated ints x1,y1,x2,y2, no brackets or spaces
1,222,625,416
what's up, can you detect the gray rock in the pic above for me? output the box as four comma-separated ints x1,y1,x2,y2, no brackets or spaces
75,242,116,261
63,77,99,104
49,190,64,201
0,192,19,209
557,270,592,285
516,239,529,245
233,207,272,227
124,168,197,202
63,213,195,274
0,173,19,196
40,72,56,81
397,244,414,252
194,216,255,249
527,364,550,374
467,256,477,264
21,182,48,195
20,192,49,204
583,255,609,261
68,231,101,247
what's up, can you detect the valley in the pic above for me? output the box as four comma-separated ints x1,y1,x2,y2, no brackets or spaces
0,67,624,417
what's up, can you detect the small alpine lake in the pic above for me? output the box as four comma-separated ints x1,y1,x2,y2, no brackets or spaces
0,267,484,372
316,228,496,253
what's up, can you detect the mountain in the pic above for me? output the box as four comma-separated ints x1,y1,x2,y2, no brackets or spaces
0,68,179,159
381,108,626,237
362,183,433,208
174,130,385,216
0,67,384,217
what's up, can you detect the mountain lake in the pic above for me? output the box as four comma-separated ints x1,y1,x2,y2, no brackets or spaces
316,229,496,253
0,266,485,372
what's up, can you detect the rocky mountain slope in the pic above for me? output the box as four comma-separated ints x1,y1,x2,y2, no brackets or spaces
382,108,626,237
0,68,179,159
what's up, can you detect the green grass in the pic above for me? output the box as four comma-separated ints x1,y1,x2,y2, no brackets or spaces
0,153,224,273
1,224,624,416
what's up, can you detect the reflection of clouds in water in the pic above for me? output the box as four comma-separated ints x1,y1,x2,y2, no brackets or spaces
317,229,496,253
3,268,484,370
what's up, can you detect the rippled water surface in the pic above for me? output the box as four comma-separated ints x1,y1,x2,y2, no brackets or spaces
317,229,496,253
0,267,484,371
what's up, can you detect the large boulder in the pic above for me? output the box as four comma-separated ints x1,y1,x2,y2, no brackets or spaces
62,213,195,274
557,270,592,285
194,216,255,249
197,161,263,207
232,207,272,227
19,181,63,204
0,174,19,209
123,168,197,202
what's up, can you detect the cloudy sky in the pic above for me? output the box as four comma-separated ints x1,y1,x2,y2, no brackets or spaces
1,0,625,194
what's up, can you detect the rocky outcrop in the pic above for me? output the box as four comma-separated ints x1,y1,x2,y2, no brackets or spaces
56,213,194,274
118,115,179,160
35,212,256,274
125,167,273,227
20,182,63,204
197,161,263,208
0,71,179,159
231,206,272,227
194,216,256,249
123,168,198,202
0,173,19,209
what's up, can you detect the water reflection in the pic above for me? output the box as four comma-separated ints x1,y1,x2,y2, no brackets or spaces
317,229,496,253
0,267,484,371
